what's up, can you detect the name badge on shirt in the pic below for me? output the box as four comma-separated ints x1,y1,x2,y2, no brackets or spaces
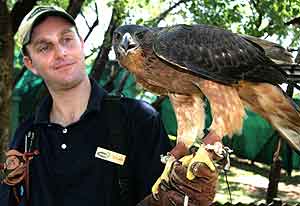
95,147,126,165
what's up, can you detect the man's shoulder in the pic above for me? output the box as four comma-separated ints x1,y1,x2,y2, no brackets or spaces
18,114,35,129
118,96,159,119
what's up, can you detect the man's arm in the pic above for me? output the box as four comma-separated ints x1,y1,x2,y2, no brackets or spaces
124,99,172,203
134,113,171,200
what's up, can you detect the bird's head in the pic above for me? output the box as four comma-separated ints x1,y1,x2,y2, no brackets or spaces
112,25,152,60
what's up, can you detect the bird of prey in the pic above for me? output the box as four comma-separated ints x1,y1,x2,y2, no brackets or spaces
113,24,300,150
112,24,300,194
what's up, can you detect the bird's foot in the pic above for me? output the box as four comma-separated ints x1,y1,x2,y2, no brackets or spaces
181,144,216,180
152,142,189,197
205,142,233,171
151,155,175,198
183,131,233,180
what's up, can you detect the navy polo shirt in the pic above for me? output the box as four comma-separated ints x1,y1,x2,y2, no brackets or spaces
0,78,171,206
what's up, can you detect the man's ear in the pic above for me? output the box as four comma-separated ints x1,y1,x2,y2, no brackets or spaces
23,56,38,75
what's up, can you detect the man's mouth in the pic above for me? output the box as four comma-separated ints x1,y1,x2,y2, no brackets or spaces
54,61,76,70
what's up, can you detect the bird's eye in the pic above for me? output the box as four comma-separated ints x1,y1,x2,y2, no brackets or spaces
114,32,122,40
135,32,145,40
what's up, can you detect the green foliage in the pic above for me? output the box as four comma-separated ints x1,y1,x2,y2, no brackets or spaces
36,0,69,9
115,0,300,47
183,0,299,42
108,0,128,22
185,0,243,29
83,0,95,8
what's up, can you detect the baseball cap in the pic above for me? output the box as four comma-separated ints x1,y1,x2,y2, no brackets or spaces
18,5,76,54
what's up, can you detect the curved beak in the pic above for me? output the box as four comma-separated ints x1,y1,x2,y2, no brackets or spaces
120,32,138,54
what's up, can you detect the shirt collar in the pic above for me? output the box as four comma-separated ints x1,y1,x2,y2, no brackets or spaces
33,77,108,124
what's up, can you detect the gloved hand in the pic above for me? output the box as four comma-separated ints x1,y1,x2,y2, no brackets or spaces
138,145,219,206
0,150,26,186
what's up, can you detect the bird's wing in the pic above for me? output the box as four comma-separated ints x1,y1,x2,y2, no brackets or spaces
239,34,293,64
153,24,285,84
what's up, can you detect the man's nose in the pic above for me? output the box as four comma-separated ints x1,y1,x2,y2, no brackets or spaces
54,44,67,57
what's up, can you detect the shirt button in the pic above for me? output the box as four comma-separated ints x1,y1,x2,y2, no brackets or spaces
61,144,67,150
62,128,68,134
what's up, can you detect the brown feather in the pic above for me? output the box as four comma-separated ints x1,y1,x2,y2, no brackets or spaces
237,82,300,152
196,80,246,138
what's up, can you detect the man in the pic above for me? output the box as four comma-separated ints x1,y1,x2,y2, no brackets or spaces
0,5,171,206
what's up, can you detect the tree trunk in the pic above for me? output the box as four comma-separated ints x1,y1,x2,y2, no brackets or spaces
266,137,282,203
0,1,14,161
67,0,86,18
90,7,121,81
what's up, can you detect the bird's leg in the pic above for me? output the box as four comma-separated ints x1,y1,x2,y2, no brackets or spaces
168,93,224,180
152,93,206,195
169,93,206,146
177,80,242,179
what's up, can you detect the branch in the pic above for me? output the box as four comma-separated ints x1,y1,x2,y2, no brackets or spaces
80,11,90,28
288,31,300,49
285,17,300,26
85,46,100,59
249,0,259,9
10,0,38,35
115,72,130,95
90,7,121,81
66,0,86,18
146,0,188,26
83,2,99,42
295,48,300,64
248,0,263,30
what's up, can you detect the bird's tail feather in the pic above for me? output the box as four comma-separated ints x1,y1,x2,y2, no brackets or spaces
237,82,300,155
277,84,300,113
275,87,300,155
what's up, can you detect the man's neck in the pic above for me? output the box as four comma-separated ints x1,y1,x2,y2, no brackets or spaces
49,77,91,127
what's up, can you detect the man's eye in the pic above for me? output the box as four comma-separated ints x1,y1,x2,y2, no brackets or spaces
63,37,74,44
38,45,49,53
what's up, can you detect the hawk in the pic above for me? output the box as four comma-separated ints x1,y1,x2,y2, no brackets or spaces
112,24,300,195
113,24,300,151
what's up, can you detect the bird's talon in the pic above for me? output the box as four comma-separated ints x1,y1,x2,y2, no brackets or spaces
186,146,216,180
152,192,159,200
151,155,176,194
179,154,193,167
160,152,172,164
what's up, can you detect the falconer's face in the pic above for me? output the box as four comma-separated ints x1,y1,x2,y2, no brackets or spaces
23,16,86,91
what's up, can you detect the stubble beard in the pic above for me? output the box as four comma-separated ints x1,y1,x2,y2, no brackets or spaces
47,63,88,92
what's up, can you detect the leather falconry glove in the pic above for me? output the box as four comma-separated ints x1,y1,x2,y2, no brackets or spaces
138,142,220,206
0,149,35,186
